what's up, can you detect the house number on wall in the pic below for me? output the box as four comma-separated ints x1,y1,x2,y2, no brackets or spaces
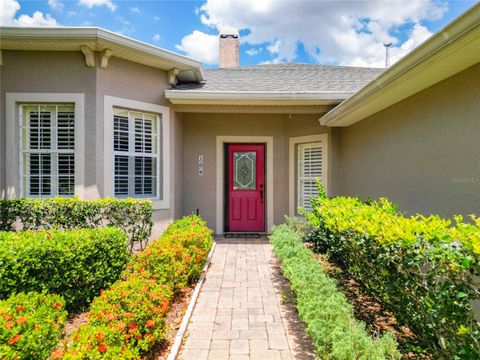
198,155,204,176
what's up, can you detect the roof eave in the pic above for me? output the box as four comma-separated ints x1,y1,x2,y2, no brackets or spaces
165,90,353,105
0,27,206,82
320,3,480,127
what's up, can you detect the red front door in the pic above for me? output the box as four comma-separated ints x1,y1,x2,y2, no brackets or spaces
228,144,265,232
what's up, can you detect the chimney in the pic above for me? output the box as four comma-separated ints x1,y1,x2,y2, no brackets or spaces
219,27,239,68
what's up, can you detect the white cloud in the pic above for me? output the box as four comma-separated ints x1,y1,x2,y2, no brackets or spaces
0,0,60,26
129,6,140,14
246,47,262,56
175,30,218,64
196,0,448,67
153,34,161,42
153,16,160,21
48,0,64,11
78,0,117,12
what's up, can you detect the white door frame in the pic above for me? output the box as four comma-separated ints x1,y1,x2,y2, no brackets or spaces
216,136,274,234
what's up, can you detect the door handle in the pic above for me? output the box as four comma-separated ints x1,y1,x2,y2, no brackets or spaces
260,184,264,204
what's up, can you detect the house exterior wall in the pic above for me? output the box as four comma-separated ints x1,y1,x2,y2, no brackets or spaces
0,50,179,237
338,63,480,218
0,51,96,200
181,112,335,231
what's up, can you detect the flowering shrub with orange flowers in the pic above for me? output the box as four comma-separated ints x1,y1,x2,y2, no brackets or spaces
56,215,214,359
57,276,172,359
0,292,67,359
130,215,214,292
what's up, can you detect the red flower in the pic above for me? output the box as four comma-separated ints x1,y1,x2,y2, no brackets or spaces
16,316,28,325
135,334,142,340
7,334,21,345
5,321,13,329
51,349,65,359
98,343,108,353
145,320,155,328
128,323,137,329
53,302,62,310
96,331,105,342
15,306,25,312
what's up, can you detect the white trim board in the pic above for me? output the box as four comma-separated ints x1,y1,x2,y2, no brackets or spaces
288,134,328,217
5,92,85,199
103,96,171,210
216,136,274,234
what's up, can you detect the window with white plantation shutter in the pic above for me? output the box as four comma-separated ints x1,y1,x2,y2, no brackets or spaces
113,108,159,198
20,104,75,197
297,142,323,211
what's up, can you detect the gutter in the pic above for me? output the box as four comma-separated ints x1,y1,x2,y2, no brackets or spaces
320,2,480,127
165,90,353,104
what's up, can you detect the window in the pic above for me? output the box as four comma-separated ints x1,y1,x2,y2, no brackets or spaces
113,108,159,197
20,104,75,197
297,142,323,211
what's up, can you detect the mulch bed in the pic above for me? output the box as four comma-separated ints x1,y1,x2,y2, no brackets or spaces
62,285,195,360
145,286,194,360
311,251,431,359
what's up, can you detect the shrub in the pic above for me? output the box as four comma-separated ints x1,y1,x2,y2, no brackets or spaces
130,215,214,291
306,187,480,357
56,215,214,359
0,292,67,360
0,228,130,312
270,224,399,359
58,276,172,359
0,197,153,250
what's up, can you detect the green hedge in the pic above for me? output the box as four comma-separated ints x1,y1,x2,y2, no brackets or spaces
270,224,399,359
306,188,480,357
0,198,153,250
0,228,130,312
58,215,214,359
0,292,67,360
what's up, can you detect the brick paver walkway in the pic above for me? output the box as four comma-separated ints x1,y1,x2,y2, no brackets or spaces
178,238,316,360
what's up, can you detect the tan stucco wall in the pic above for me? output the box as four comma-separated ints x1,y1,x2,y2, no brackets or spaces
181,112,334,230
338,63,480,218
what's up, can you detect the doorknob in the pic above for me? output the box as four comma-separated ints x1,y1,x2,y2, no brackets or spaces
260,183,264,204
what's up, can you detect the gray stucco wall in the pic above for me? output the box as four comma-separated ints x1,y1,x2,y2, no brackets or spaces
181,113,334,230
0,50,176,237
0,51,97,200
338,63,480,218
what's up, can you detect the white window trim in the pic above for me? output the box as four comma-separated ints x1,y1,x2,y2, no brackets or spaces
5,93,85,199
216,136,274,234
103,96,170,210
288,134,328,216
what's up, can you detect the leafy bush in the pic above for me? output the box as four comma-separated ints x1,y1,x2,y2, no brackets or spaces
306,185,480,357
0,198,153,250
130,215,214,291
0,228,130,312
0,292,67,360
270,224,399,359
56,215,214,359
57,276,172,359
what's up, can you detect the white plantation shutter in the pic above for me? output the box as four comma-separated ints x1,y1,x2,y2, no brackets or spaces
113,108,159,198
297,142,323,211
21,104,75,197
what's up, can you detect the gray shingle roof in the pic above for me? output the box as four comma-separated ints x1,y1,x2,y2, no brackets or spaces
172,62,384,93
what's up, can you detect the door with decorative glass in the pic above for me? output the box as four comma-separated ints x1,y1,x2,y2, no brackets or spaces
227,144,265,232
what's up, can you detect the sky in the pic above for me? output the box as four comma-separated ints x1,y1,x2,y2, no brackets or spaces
0,0,477,68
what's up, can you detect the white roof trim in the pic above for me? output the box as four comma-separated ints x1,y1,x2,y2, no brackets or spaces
0,27,206,82
165,90,353,105
320,3,480,127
